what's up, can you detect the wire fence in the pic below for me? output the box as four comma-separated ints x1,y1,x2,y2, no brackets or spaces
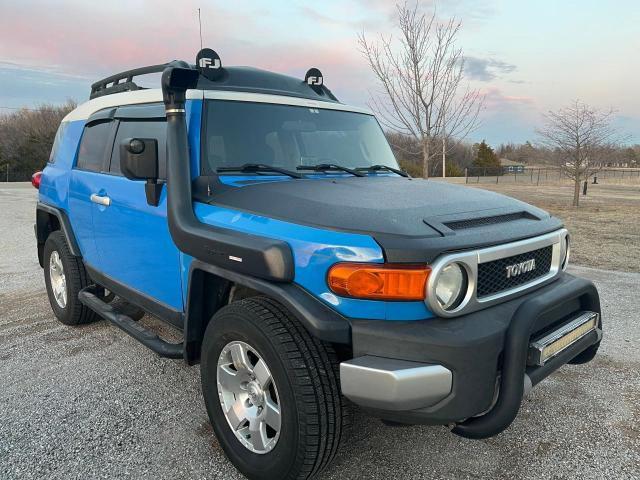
0,165,40,183
463,167,640,185
2,163,640,185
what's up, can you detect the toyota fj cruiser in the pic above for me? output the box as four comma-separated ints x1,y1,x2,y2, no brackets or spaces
34,49,602,480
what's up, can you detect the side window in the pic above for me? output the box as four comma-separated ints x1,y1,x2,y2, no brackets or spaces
49,122,68,164
76,121,112,172
110,120,167,178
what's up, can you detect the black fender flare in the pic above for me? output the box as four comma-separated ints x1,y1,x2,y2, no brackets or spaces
36,202,81,266
183,260,352,364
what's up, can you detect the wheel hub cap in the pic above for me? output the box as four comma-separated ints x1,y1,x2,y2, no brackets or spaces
49,251,67,309
217,341,281,454
247,382,264,406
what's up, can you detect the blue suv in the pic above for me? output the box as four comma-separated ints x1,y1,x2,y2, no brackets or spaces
35,49,602,480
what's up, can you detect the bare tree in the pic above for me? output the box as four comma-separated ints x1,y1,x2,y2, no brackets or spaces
0,100,76,180
536,100,621,206
358,2,483,178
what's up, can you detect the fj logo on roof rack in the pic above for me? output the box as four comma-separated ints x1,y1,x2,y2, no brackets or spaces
305,68,323,92
196,48,223,81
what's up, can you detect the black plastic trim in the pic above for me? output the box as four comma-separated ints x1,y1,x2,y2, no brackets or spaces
36,202,81,257
184,260,351,356
114,103,166,119
84,263,184,329
86,107,116,125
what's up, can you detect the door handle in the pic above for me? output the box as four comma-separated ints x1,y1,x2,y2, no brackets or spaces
90,193,111,207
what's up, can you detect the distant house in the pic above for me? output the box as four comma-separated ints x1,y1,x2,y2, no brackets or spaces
500,158,525,173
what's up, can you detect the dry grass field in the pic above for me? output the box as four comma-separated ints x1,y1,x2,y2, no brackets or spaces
463,182,640,273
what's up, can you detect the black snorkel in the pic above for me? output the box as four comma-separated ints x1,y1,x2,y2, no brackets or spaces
161,59,294,282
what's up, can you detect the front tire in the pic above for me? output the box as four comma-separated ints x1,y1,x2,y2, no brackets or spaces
43,231,96,325
201,297,349,480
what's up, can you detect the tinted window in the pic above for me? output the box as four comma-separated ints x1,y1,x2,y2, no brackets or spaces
49,122,68,164
110,120,167,178
202,100,398,174
77,121,112,172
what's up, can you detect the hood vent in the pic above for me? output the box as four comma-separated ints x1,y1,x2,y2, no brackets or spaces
444,211,538,231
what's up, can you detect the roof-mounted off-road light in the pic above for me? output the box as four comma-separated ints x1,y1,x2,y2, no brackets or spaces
196,48,224,81
304,68,324,93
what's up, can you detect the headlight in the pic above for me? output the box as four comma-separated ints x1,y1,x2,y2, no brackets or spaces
561,235,570,270
435,263,467,310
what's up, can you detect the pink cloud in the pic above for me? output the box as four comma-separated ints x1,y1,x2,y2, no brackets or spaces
481,87,534,110
0,0,262,75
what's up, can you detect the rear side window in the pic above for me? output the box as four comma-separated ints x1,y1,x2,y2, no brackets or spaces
110,120,167,178
76,121,112,172
48,122,68,164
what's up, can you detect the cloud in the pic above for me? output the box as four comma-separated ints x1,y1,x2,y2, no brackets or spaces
0,0,372,108
0,0,258,77
482,87,534,109
0,64,88,108
464,56,516,81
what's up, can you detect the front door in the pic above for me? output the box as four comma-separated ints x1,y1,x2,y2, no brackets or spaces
91,107,184,313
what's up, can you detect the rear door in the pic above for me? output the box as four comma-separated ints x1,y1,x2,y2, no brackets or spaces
91,103,184,313
68,110,117,267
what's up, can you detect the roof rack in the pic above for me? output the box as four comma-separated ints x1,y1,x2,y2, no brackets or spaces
90,64,170,99
89,49,340,103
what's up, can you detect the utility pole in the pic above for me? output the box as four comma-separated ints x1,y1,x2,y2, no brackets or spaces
442,134,446,178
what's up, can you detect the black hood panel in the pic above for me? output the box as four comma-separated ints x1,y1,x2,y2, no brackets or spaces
204,176,563,262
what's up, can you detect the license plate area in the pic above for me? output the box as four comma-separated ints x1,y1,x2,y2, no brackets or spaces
528,312,599,367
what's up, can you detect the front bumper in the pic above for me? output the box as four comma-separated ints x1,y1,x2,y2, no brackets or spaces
340,272,602,438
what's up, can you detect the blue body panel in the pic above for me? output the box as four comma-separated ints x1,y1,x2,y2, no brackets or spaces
40,98,434,322
91,176,184,310
187,202,432,320
39,120,83,208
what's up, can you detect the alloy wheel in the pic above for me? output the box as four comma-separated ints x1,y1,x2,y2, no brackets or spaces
217,340,282,454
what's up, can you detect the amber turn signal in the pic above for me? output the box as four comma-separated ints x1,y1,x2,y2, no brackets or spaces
327,263,431,301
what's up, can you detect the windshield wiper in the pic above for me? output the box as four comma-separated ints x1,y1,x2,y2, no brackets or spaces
297,163,365,177
217,163,303,179
355,164,410,177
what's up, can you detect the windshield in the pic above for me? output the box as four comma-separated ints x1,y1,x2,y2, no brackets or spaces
201,100,398,174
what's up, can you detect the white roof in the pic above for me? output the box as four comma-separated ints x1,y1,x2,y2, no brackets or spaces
63,88,372,122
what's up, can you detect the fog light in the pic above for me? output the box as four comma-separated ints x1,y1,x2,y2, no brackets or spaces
528,312,598,366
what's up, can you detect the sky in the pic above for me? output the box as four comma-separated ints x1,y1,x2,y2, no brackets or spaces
0,0,639,146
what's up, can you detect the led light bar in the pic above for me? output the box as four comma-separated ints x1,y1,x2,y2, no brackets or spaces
528,312,599,366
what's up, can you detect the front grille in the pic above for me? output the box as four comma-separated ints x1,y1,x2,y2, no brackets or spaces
444,211,537,231
477,245,553,298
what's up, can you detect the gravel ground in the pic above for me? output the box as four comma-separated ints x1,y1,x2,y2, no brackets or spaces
1,183,639,480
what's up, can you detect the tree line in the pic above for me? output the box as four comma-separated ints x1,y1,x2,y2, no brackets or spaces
0,101,76,179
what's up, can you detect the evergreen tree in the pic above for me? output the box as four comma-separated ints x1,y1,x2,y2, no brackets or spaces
473,140,500,168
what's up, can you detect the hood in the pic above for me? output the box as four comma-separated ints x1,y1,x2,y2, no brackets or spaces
203,176,563,262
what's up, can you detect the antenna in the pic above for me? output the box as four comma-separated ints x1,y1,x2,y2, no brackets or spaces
197,8,203,51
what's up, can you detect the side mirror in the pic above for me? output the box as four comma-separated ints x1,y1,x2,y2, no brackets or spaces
120,138,162,206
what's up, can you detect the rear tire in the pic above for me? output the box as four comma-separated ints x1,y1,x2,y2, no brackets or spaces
43,231,96,325
200,296,349,480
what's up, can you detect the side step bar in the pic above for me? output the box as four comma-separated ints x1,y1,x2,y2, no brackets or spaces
78,286,184,359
